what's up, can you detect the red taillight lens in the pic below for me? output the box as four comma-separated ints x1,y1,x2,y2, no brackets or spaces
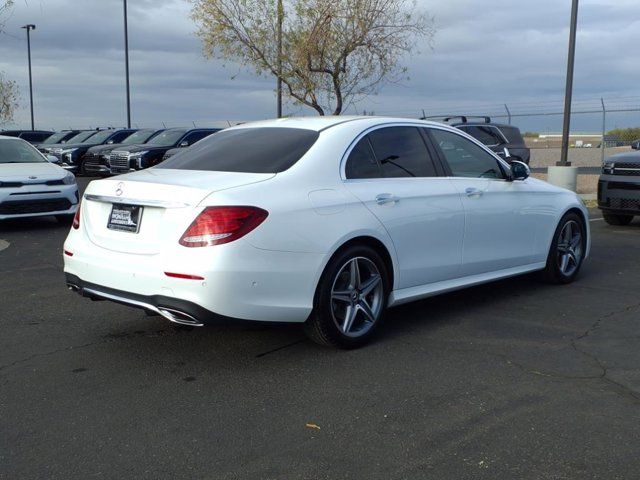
72,201,81,230
179,206,268,247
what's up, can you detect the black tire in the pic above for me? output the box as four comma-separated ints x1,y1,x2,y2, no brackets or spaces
543,212,586,284
55,214,74,224
603,212,633,226
304,244,391,349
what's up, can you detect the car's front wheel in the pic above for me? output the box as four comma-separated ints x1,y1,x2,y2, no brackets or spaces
305,245,390,348
543,212,586,284
603,213,633,226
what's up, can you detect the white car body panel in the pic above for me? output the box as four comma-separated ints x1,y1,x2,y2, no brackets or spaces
0,136,79,220
63,117,590,324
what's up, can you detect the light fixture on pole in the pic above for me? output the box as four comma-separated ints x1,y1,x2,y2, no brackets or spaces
21,24,36,131
123,0,131,128
276,0,283,118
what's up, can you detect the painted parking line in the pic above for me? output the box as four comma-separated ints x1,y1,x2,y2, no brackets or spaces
0,240,9,252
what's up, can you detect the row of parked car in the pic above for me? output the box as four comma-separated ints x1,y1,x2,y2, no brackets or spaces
3,116,531,179
2,127,221,176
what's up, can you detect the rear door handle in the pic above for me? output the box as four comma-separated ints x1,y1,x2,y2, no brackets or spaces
375,193,399,205
465,187,483,197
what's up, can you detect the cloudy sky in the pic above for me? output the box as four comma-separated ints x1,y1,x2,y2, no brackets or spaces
1,0,639,132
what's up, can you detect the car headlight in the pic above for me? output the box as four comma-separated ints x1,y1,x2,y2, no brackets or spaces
602,161,614,174
62,171,76,185
61,147,78,155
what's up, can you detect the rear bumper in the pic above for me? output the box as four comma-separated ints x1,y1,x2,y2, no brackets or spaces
598,174,640,215
63,231,325,324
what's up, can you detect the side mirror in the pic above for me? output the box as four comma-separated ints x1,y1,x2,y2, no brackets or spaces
510,160,530,181
179,141,189,147
46,155,60,164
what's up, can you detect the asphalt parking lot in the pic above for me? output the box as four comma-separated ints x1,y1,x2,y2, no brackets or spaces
2,178,640,479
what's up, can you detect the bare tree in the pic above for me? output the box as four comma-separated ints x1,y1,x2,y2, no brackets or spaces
0,0,18,125
190,0,434,115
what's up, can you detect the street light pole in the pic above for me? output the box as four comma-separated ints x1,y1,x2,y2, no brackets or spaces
558,0,579,167
123,0,131,128
276,0,283,118
21,24,36,131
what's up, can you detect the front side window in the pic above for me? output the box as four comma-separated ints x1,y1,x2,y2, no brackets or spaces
499,126,525,144
83,130,114,144
367,127,437,178
430,128,505,179
147,129,188,147
457,125,504,146
157,127,319,173
182,130,217,146
345,137,380,179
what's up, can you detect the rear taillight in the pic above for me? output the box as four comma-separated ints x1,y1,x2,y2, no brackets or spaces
179,206,268,247
72,201,81,230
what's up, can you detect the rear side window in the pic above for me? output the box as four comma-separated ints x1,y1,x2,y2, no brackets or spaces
499,126,524,144
157,128,319,173
345,138,380,179
182,130,217,146
368,127,437,178
457,125,504,146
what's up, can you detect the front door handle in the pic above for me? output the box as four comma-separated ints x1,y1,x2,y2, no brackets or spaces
465,187,483,197
375,193,399,205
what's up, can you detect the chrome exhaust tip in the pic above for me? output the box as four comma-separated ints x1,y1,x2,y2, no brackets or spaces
157,308,204,327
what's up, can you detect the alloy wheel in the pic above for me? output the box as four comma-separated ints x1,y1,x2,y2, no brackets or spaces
330,257,384,337
556,220,583,276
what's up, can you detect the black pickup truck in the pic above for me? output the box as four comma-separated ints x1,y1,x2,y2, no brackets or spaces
108,128,219,174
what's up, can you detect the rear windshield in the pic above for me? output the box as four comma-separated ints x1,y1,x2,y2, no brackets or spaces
157,127,319,173
499,126,524,144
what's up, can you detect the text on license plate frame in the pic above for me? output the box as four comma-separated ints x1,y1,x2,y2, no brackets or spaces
107,203,143,233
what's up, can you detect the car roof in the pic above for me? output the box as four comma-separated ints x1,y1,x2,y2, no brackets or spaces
452,122,515,129
226,116,448,132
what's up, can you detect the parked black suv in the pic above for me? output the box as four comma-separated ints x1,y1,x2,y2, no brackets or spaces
108,128,219,174
0,130,54,144
598,151,640,225
83,129,165,176
424,116,530,164
45,129,138,173
34,130,83,149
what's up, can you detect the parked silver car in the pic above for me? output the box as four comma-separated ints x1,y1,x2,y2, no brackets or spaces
0,135,79,221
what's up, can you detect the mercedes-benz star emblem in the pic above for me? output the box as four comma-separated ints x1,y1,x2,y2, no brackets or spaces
116,182,124,197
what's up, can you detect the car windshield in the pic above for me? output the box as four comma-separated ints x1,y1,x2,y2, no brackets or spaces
146,129,188,147
157,127,319,173
0,139,46,164
41,132,69,144
83,130,114,144
120,130,158,145
66,131,96,143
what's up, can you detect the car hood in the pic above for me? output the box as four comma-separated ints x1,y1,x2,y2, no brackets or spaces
46,143,96,151
112,144,171,154
607,151,640,164
0,161,66,180
87,143,125,154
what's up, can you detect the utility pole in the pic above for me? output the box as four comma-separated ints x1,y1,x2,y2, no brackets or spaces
276,0,283,118
21,24,36,130
600,97,606,164
559,0,579,166
123,0,131,128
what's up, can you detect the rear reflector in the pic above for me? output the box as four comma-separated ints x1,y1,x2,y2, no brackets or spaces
164,272,205,280
64,250,73,257
179,206,268,247
72,201,81,230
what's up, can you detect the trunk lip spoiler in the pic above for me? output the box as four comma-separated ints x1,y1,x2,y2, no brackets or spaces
84,193,191,209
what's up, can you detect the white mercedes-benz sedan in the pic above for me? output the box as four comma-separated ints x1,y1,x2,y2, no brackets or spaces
0,135,79,222
64,117,589,348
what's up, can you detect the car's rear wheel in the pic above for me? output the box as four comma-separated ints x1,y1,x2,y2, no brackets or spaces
603,213,633,226
305,245,390,348
543,212,586,284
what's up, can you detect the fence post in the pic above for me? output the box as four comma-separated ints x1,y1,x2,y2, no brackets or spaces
504,104,512,124
601,97,606,164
